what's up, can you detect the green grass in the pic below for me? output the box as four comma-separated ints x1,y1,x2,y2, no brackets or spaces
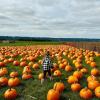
0,41,62,46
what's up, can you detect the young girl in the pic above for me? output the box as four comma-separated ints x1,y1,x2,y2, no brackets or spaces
41,51,53,84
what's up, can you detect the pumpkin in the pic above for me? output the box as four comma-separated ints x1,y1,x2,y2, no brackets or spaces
87,75,96,82
4,88,17,100
0,77,8,86
80,68,88,73
47,89,60,100
95,86,100,98
53,82,65,92
73,71,83,79
90,62,96,67
23,66,31,74
59,63,65,69
79,88,92,99
71,83,81,92
10,72,18,78
68,75,78,84
13,60,20,66
32,63,39,69
0,62,5,67
22,73,33,80
0,68,8,76
20,61,27,67
75,62,82,69
8,58,14,63
88,80,100,90
65,65,72,72
54,70,62,77
91,68,99,76
8,77,20,87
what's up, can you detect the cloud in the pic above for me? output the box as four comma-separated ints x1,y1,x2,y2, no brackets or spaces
0,0,100,38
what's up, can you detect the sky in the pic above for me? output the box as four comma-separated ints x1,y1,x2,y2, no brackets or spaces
0,0,100,38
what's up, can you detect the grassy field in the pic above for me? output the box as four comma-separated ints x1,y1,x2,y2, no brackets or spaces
0,41,62,46
0,41,100,100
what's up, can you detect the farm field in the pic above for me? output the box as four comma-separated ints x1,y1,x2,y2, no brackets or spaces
0,42,100,100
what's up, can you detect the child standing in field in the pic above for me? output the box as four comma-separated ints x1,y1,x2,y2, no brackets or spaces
41,51,53,84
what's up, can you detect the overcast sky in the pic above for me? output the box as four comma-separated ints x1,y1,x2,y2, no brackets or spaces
0,0,100,38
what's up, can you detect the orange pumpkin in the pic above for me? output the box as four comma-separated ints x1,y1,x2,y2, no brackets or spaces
71,83,81,92
20,61,27,67
68,75,78,84
13,60,20,66
53,82,65,92
54,70,62,77
90,62,96,67
88,80,100,90
95,86,100,98
91,68,99,76
32,63,39,69
80,68,88,73
47,89,60,100
0,62,5,67
22,73,33,80
73,71,83,79
10,72,18,78
0,77,8,86
65,65,72,72
0,68,8,76
4,88,17,100
80,88,92,99
87,75,96,82
8,77,20,87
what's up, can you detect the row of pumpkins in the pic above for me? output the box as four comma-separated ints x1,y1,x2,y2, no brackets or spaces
0,45,100,99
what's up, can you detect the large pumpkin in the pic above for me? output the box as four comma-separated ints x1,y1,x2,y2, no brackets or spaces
53,82,65,92
47,89,60,100
95,86,100,98
4,88,17,100
79,88,92,99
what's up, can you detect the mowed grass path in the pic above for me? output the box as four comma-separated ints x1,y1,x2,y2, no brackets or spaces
0,42,100,100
